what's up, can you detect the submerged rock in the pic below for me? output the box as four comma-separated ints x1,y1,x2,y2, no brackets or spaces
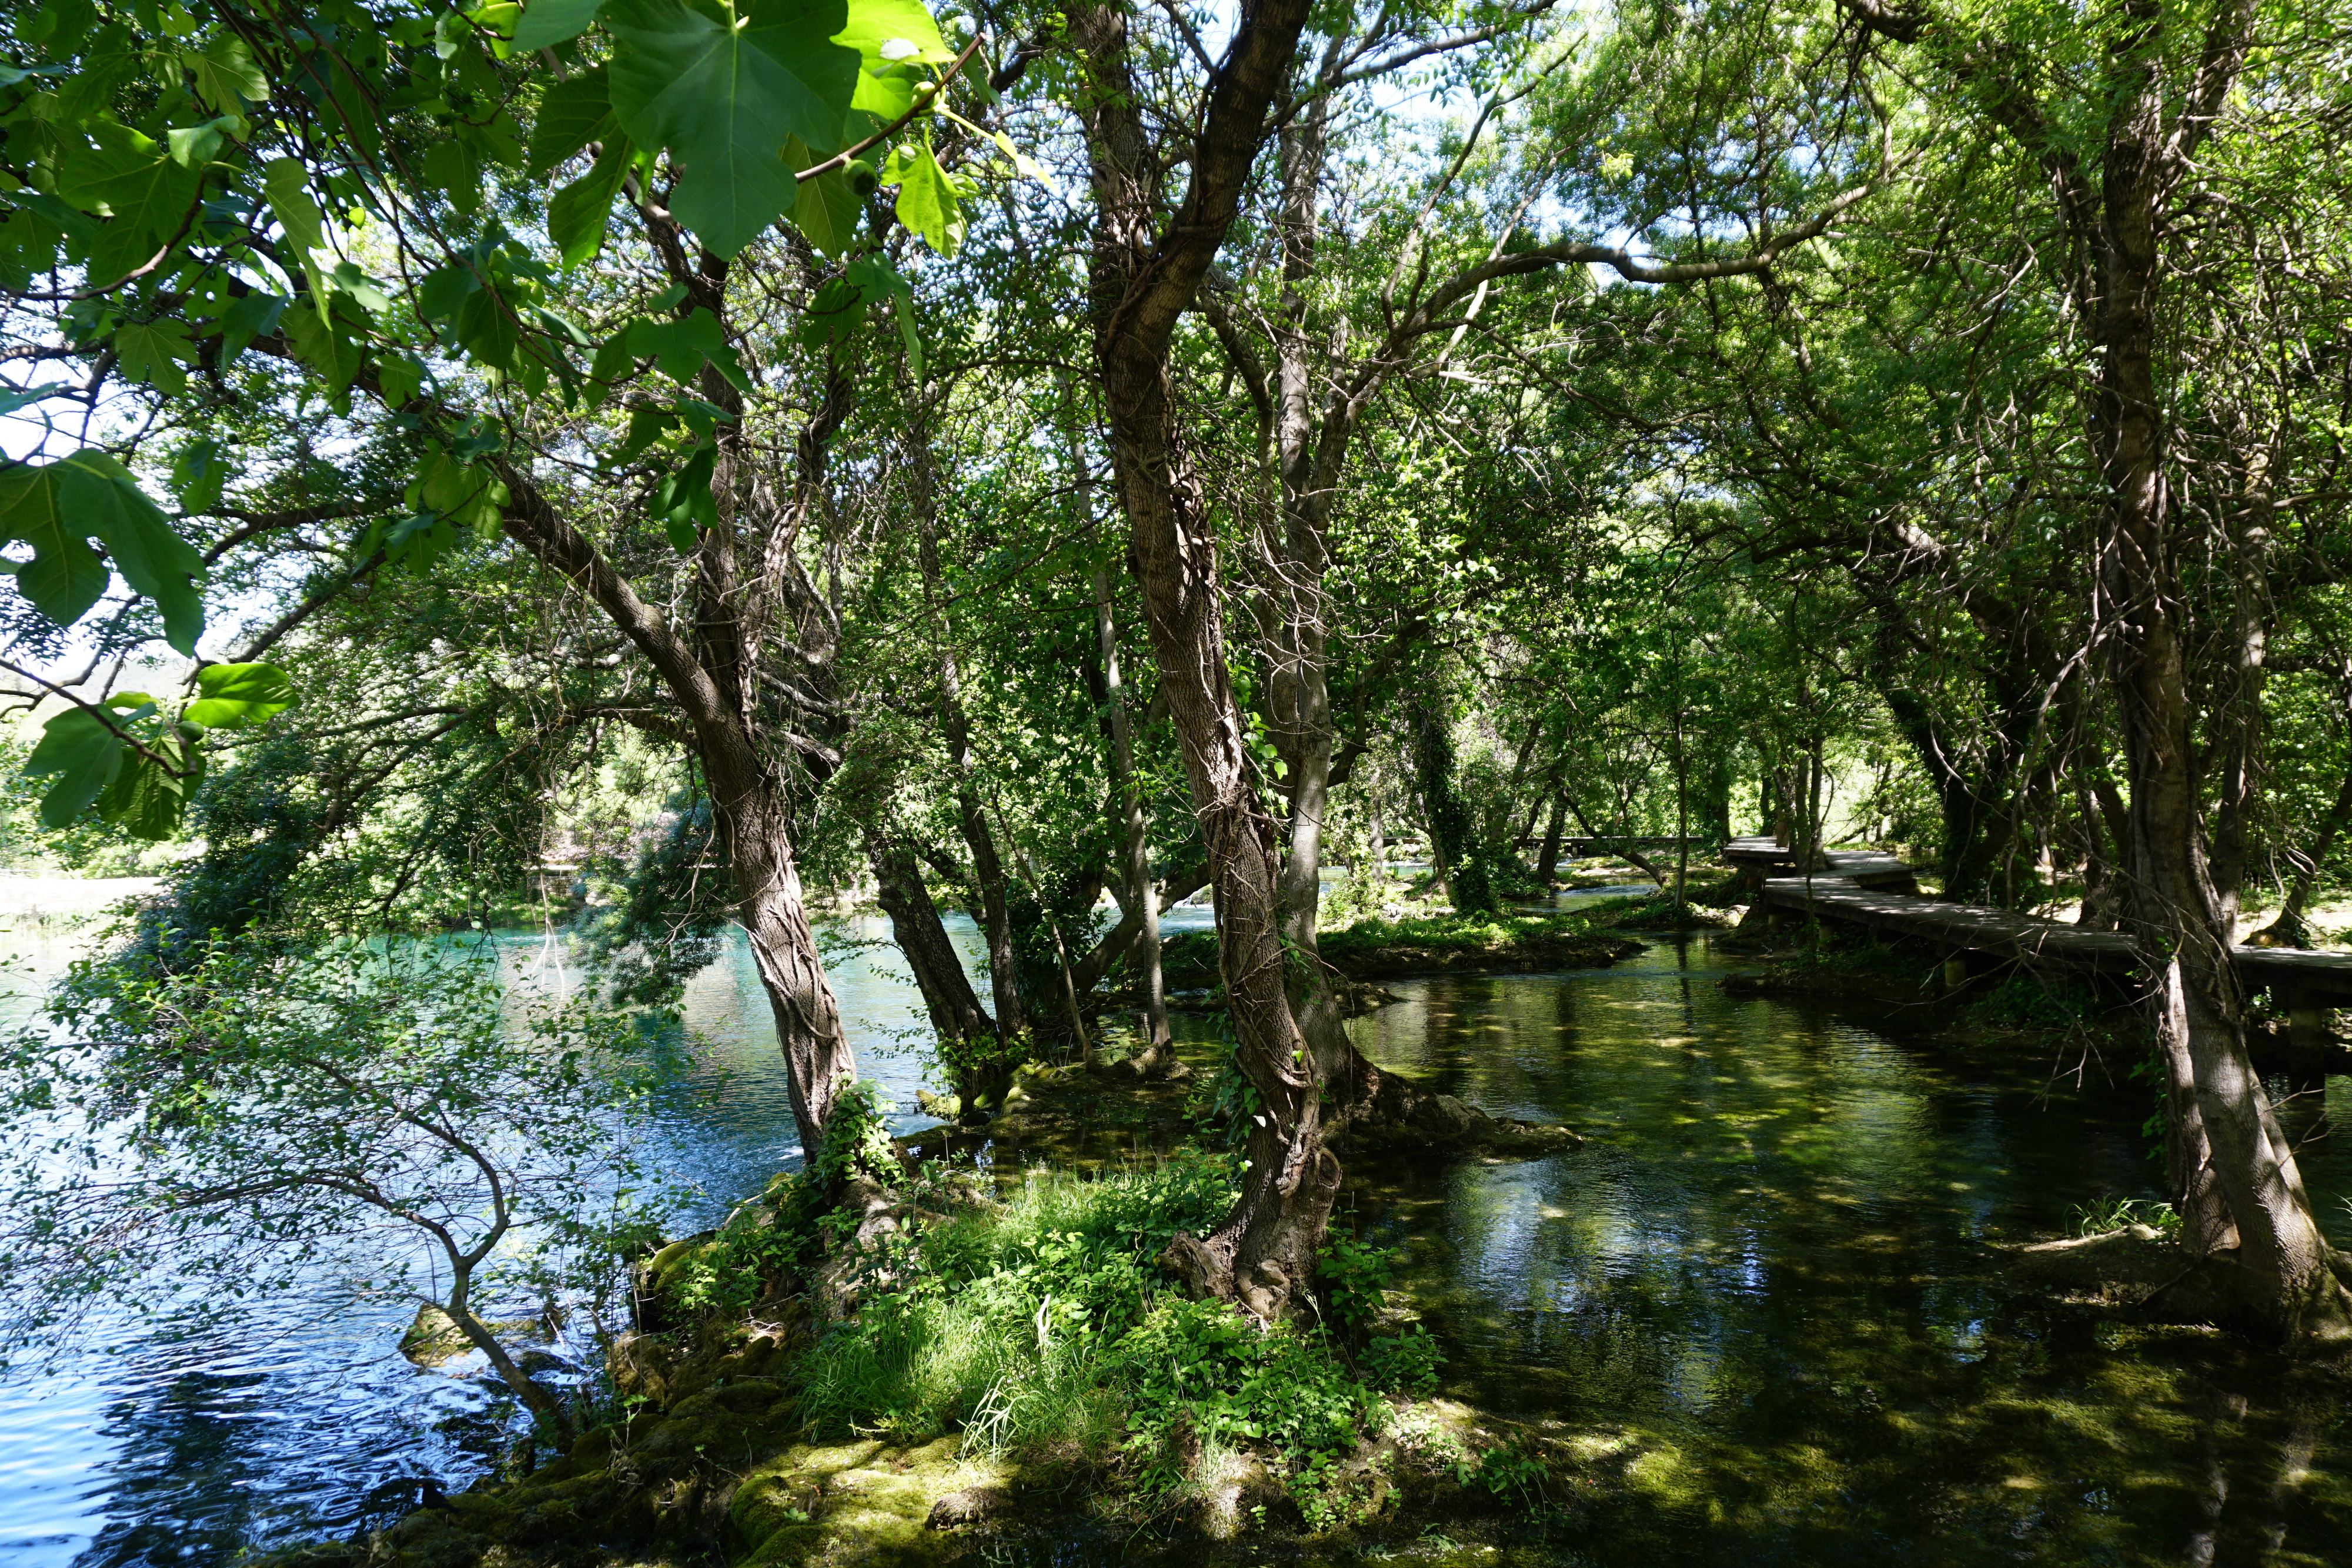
397,1305,472,1368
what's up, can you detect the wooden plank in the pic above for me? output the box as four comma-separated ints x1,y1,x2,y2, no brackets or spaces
1754,874,2352,999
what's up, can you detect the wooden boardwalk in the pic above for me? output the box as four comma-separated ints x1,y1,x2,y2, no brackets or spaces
1722,837,2352,1011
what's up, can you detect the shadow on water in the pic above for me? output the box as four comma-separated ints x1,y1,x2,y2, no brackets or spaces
1325,931,2352,1566
7,914,2351,1566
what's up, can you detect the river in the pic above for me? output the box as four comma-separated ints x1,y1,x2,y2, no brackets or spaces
2,898,2347,1566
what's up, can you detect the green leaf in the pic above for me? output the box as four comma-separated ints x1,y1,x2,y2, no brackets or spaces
378,353,427,407
184,661,298,729
548,136,631,266
284,297,363,392
624,309,747,389
893,289,923,381
55,450,206,654
513,0,607,51
417,263,482,323
0,462,107,628
112,319,197,395
529,67,617,176
22,707,124,828
456,287,522,370
422,140,482,216
653,443,719,548
212,290,286,360
604,0,860,256
183,35,269,111
834,0,953,128
165,119,228,170
55,122,200,252
892,139,958,256
95,739,199,840
172,438,232,513
261,156,326,259
783,142,861,257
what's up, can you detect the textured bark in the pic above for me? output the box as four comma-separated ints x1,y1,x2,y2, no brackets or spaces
494,444,853,1162
1095,564,1174,1065
1534,792,1568,884
907,433,1027,1041
1073,0,1334,1318
2049,0,2338,1335
867,828,1002,1106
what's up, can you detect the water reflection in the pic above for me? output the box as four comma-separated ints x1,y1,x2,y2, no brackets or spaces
1338,932,2352,1564
5,910,2348,1566
0,916,957,1568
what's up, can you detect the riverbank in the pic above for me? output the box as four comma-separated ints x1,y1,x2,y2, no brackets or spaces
243,931,2352,1567
322,1073,1641,1568
1160,908,1643,994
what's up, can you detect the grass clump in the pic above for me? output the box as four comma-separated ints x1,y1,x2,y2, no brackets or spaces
2071,1195,2183,1238
791,1154,1443,1518
1967,974,2104,1032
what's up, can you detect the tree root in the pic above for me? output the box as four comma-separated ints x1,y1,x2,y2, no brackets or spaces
2006,1226,2352,1346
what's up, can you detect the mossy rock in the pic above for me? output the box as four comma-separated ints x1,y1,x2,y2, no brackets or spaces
734,1436,1018,1566
398,1304,473,1368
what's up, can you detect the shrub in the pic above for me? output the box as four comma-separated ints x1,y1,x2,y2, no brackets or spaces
791,1155,1445,1517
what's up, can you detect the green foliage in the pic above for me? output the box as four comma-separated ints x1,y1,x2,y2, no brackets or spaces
1112,1298,1382,1497
1360,1325,1443,1396
0,937,684,1375
1315,1228,1404,1335
1185,1022,1262,1150
0,438,203,651
663,1176,827,1315
1408,697,1499,913
18,660,295,841
792,1156,1434,1512
2071,1196,2183,1239
1967,974,2103,1032
1315,908,1607,967
811,1076,899,1188
1451,1435,1551,1516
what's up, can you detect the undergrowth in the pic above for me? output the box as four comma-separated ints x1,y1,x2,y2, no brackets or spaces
1163,909,1613,982
1770,922,1921,979
2071,1195,2183,1237
1967,974,2104,1032
789,1155,1445,1519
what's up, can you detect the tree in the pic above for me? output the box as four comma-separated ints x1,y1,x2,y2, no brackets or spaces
0,940,681,1443
1,0,1003,1164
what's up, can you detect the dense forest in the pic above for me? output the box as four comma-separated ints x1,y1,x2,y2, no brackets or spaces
4,0,2352,1562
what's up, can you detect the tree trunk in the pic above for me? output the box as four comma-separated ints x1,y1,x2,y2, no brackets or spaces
2089,21,2346,1336
710,763,856,1159
867,828,1003,1110
1073,0,1333,1320
1535,792,1568,884
493,467,857,1168
1095,564,1175,1068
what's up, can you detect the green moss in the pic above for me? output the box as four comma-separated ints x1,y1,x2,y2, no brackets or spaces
1162,910,1638,987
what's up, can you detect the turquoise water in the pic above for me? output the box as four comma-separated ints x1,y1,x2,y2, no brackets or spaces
0,917,969,1568
4,894,2347,1566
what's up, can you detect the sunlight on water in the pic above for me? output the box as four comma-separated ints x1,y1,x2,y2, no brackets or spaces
4,907,2349,1566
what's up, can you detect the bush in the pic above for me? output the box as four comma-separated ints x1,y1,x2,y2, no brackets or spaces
2071,1195,2182,1237
791,1156,1445,1515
